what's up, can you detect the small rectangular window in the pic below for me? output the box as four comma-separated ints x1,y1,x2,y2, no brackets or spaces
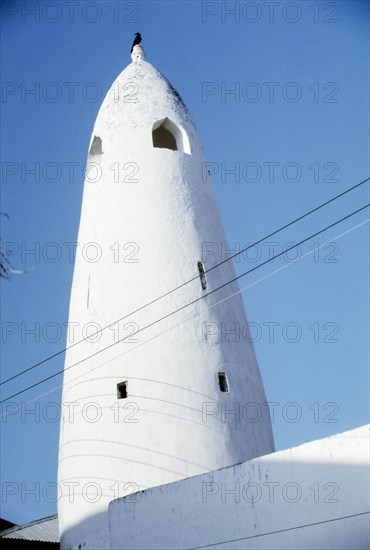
117,381,128,399
218,372,229,393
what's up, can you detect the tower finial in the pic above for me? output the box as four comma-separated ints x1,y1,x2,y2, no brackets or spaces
130,33,145,63
131,44,146,63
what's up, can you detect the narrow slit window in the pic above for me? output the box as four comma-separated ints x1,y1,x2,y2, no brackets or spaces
218,372,229,393
117,381,128,399
197,261,207,290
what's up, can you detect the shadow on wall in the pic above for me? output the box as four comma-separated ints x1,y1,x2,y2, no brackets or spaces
59,460,369,549
108,458,370,550
60,510,109,550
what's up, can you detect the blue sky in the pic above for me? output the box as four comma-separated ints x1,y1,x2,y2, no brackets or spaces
1,0,369,525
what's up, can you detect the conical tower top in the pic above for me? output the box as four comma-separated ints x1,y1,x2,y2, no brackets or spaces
91,41,195,158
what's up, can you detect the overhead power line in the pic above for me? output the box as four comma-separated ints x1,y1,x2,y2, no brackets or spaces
5,216,367,417
1,203,368,404
1,177,368,388
186,510,370,549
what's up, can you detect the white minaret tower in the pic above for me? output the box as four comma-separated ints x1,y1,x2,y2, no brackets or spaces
58,44,274,549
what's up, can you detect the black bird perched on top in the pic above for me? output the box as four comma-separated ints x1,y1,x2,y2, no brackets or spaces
130,33,142,53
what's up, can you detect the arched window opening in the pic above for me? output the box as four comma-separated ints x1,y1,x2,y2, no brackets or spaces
152,118,191,154
153,124,177,151
89,135,103,156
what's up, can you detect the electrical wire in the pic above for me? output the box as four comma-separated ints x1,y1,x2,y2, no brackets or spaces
1,177,368,387
185,511,370,549
2,216,368,416
1,204,368,404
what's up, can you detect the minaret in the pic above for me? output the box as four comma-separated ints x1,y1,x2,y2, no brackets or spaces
58,44,274,549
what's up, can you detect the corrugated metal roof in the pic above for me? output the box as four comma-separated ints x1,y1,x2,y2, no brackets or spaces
0,515,59,542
